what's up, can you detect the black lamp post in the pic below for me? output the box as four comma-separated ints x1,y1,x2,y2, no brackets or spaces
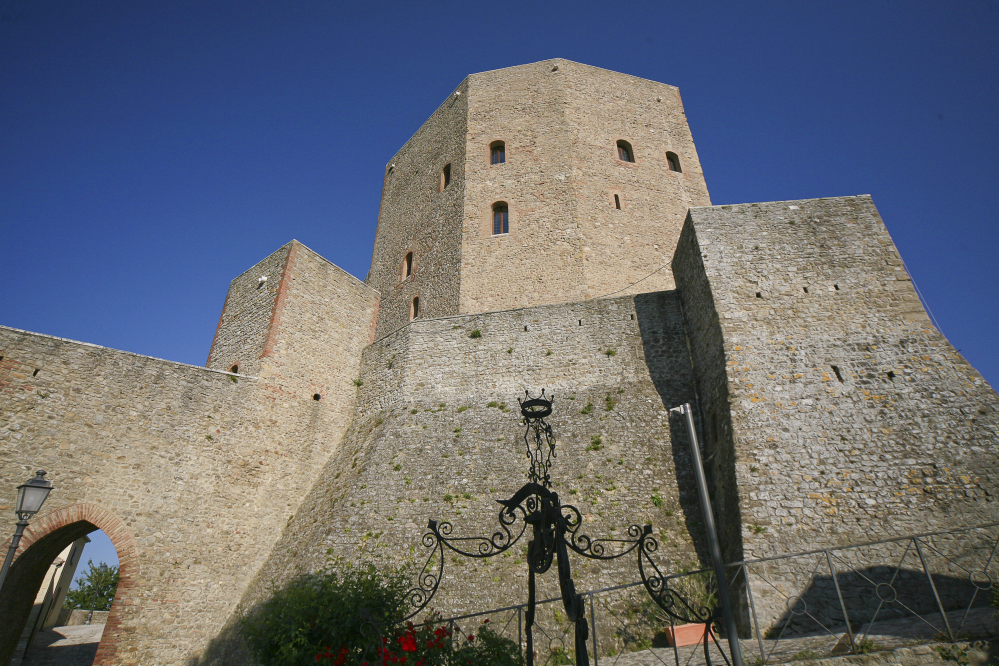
0,471,54,591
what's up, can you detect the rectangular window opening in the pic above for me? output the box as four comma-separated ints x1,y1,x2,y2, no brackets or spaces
578,320,582,326
756,292,762,299
614,194,621,210
834,284,840,291
887,371,896,381
803,287,809,294
831,365,844,383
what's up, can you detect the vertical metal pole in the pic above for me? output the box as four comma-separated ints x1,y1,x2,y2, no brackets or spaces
825,550,856,653
590,592,598,666
743,563,767,664
672,403,745,666
0,519,28,592
913,538,955,641
518,605,523,658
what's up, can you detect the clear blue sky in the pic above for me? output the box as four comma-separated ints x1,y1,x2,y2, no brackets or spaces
1,1,996,386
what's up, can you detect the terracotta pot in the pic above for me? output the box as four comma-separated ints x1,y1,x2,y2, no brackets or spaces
664,622,714,647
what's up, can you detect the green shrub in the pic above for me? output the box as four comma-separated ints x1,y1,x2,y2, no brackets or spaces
240,562,524,666
238,563,408,666
469,329,482,338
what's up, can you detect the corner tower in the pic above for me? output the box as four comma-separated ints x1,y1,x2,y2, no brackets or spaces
367,59,711,338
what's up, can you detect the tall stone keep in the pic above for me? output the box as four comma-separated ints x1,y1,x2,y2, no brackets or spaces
367,59,711,338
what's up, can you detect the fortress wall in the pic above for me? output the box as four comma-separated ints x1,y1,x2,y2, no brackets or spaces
458,60,587,313
230,293,711,627
562,60,712,298
367,79,469,339
253,242,380,440
673,195,999,628
0,330,298,664
0,246,378,665
206,242,291,376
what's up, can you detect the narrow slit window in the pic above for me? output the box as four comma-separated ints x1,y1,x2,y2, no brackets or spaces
831,365,844,382
411,296,420,320
616,140,634,163
493,203,509,235
404,252,413,278
666,151,682,172
441,163,451,190
490,141,505,165
614,194,621,209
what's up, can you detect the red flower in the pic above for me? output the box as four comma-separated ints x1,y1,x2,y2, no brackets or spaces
398,633,418,652
467,635,475,642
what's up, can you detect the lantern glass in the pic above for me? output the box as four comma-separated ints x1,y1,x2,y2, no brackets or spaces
15,472,52,518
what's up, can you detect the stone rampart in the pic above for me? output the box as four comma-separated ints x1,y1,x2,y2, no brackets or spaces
672,195,999,629
0,242,379,665
228,292,711,632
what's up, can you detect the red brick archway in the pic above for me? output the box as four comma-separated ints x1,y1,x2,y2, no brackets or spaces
0,503,139,666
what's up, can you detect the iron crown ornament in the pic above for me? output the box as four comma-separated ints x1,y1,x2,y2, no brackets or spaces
518,389,556,488
399,392,729,666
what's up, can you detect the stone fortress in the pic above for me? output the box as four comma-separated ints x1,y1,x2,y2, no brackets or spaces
0,59,997,665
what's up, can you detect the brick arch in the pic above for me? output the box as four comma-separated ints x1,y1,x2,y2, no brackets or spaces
0,503,139,666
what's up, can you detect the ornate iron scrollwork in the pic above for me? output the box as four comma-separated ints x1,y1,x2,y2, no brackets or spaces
405,390,723,666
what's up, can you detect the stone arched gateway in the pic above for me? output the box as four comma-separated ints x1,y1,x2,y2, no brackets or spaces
0,503,139,666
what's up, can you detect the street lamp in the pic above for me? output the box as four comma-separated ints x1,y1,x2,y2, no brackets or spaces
0,471,54,591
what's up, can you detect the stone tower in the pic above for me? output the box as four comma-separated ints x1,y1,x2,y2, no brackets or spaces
366,59,711,338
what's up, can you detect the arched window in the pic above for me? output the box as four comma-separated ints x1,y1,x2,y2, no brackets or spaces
411,296,420,320
616,140,634,163
666,151,682,172
490,141,505,165
440,163,451,191
492,203,509,235
403,252,413,278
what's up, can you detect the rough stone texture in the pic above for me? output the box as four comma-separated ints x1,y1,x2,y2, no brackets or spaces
0,241,378,665
2,60,998,666
671,195,999,629
231,293,708,623
366,80,468,339
368,59,711,337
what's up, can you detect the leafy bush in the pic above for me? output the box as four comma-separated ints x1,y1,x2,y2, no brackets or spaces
239,563,409,666
240,562,524,665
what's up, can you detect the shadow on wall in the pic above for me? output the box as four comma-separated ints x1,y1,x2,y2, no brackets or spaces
190,618,250,666
633,291,711,565
634,290,749,636
765,567,993,637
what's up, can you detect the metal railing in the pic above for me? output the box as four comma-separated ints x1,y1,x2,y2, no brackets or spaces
409,522,999,666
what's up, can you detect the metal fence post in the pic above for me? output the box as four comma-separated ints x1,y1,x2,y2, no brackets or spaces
519,605,523,657
743,563,767,664
590,592,598,666
913,537,955,641
825,550,856,653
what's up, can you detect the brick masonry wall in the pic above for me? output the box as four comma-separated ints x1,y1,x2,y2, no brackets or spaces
0,244,378,665
367,80,468,339
672,195,999,629
224,293,714,645
206,242,291,376
370,60,711,333
459,60,585,313
561,60,711,299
